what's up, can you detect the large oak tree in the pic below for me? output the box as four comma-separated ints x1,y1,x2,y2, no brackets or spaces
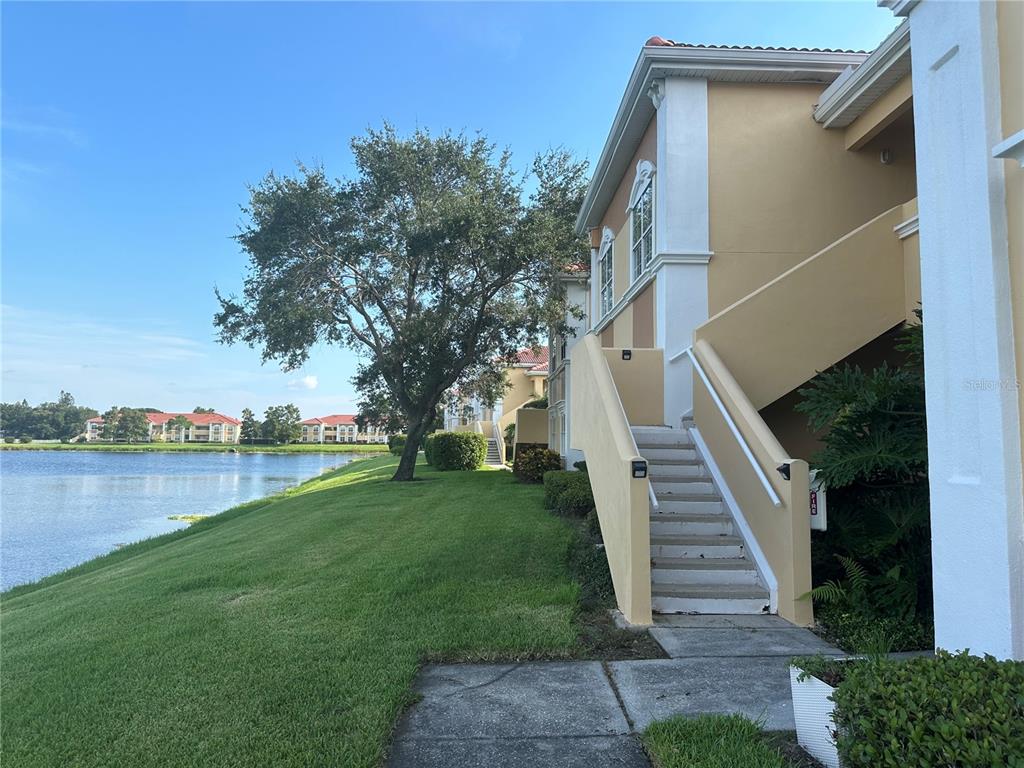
215,127,586,480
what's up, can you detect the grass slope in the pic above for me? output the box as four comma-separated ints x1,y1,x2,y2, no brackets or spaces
0,442,389,453
1,456,579,767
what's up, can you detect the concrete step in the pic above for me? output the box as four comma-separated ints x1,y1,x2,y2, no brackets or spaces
649,534,745,559
649,512,733,536
649,464,709,480
654,497,725,515
650,557,760,585
632,428,694,447
639,447,699,462
652,479,717,496
652,582,770,615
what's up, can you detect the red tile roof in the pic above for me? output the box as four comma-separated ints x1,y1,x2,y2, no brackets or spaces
514,347,549,367
300,414,357,426
88,412,241,426
644,36,867,54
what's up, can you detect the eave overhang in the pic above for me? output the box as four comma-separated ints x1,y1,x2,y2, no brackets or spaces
575,46,869,235
813,22,911,129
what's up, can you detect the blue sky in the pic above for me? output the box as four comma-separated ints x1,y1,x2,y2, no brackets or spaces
1,1,898,419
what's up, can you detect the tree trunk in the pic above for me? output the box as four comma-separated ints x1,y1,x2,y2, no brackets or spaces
391,418,430,481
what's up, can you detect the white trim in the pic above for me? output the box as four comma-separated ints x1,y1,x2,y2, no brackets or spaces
992,129,1024,168
593,267,655,334
597,227,615,320
878,0,919,17
626,160,655,212
813,22,911,129
893,214,919,239
690,425,779,614
576,47,867,234
650,251,713,267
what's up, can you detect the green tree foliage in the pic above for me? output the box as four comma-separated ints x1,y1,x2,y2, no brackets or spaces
166,415,192,443
0,392,98,441
101,407,150,443
192,407,215,414
796,320,929,622
214,126,588,480
261,404,301,444
239,408,260,443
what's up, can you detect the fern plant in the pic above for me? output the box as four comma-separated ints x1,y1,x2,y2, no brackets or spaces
797,315,931,624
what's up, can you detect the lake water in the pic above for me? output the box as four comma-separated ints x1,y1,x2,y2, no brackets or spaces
0,450,362,591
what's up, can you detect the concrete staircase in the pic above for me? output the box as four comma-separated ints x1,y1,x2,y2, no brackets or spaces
485,438,503,466
633,426,770,615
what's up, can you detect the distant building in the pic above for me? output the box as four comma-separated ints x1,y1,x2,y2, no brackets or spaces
298,415,389,444
85,412,241,443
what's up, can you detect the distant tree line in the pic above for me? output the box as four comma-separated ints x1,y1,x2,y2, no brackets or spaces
0,392,98,441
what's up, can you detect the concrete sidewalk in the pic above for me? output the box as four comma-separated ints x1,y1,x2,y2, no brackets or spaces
386,615,842,768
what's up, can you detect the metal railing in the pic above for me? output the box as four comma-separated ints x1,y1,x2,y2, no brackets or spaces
668,345,782,507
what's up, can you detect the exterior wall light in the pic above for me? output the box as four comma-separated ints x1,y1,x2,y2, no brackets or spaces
631,459,648,479
777,462,791,480
622,349,633,360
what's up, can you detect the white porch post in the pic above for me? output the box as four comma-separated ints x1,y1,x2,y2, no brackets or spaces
890,0,1023,659
651,76,712,427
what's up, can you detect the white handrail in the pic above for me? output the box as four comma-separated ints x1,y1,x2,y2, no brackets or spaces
648,481,660,512
672,345,783,508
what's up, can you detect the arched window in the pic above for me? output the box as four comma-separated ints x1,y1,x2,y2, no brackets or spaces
627,160,655,279
598,226,615,318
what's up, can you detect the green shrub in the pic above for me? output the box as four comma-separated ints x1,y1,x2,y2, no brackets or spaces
583,508,602,538
430,432,487,471
388,434,407,456
542,470,595,517
423,433,437,465
567,524,614,610
573,460,587,473
18,436,32,444
832,651,1024,767
4,437,16,444
543,471,576,508
513,446,562,483
524,396,548,409
817,603,932,653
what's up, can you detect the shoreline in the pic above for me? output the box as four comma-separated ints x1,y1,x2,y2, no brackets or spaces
0,443,391,454
2,453,378,597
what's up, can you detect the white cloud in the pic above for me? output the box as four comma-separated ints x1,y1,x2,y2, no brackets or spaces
288,375,319,391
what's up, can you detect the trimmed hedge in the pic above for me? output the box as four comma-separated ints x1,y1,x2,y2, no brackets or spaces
513,446,562,484
543,470,594,517
388,434,407,456
429,432,487,471
832,650,1024,767
567,516,614,610
423,433,436,465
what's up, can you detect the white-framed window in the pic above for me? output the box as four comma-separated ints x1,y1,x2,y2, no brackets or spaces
627,160,655,280
598,227,614,318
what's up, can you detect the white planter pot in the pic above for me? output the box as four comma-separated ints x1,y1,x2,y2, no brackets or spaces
789,665,841,768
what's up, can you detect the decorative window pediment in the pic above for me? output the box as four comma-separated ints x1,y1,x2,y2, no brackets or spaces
627,160,656,212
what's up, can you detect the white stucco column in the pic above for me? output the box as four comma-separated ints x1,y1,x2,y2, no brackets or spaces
895,0,1023,659
651,76,712,426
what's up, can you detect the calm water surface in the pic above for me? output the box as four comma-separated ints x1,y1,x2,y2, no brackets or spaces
0,450,361,590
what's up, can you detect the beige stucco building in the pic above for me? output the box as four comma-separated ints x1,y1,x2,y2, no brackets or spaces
556,1,1022,659
86,412,241,443
299,415,389,444
444,348,549,463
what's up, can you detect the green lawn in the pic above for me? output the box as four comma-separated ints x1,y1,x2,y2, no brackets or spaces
1,456,580,767
643,715,818,768
0,441,389,453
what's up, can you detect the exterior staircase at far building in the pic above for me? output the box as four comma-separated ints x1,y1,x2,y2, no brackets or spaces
632,426,770,615
485,438,503,467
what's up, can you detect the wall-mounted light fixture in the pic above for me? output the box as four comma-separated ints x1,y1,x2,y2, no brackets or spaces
622,349,632,361
631,459,648,479
777,463,791,481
